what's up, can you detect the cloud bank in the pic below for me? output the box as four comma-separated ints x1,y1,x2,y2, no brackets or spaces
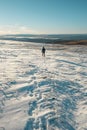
0,25,39,35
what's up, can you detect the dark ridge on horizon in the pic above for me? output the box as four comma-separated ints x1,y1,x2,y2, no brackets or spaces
0,33,87,37
0,34,87,45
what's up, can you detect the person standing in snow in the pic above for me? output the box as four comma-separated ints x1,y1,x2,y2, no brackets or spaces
42,46,46,57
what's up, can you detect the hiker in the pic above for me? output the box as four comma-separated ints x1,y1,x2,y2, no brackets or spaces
42,46,46,57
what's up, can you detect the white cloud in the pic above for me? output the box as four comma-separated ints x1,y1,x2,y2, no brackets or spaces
0,25,86,35
0,25,39,34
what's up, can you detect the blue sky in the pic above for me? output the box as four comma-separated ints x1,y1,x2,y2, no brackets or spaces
0,0,87,34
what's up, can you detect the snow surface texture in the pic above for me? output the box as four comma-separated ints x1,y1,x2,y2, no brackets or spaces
0,41,87,130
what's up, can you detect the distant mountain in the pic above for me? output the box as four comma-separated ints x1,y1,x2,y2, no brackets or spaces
0,34,87,44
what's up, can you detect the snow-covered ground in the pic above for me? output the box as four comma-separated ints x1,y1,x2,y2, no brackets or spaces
0,41,87,130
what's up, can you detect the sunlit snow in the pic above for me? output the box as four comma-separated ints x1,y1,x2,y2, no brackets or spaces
0,40,87,130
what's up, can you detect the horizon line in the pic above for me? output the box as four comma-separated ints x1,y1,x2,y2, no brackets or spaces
0,33,87,36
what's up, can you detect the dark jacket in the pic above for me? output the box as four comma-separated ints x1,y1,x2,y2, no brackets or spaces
42,47,46,53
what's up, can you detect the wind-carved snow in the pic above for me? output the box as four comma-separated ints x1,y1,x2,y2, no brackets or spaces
0,41,87,130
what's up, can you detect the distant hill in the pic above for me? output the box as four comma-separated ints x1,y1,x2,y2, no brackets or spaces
0,34,87,45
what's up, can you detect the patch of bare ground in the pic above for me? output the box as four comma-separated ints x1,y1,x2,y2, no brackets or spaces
56,40,87,45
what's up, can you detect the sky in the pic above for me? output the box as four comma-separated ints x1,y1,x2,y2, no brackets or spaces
0,0,87,34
